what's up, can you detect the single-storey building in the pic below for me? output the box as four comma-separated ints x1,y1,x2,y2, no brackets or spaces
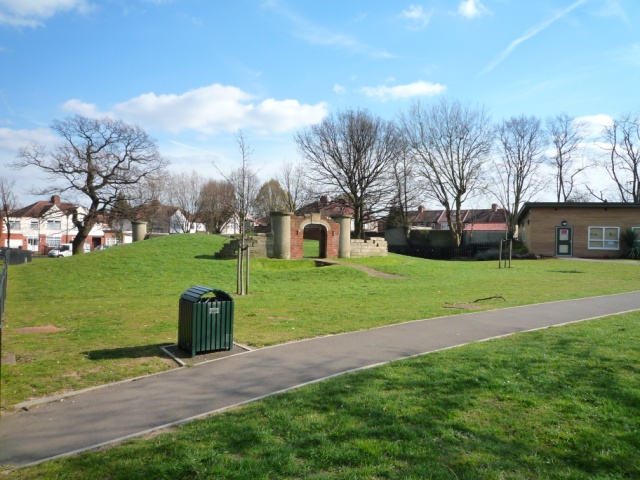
516,202,640,258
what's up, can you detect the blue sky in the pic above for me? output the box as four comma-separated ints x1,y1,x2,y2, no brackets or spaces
1,0,638,207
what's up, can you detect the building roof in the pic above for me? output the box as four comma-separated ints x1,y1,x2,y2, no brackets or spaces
10,195,79,218
296,196,354,218
408,205,507,231
516,202,640,224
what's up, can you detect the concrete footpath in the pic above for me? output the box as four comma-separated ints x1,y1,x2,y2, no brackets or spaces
2,291,640,468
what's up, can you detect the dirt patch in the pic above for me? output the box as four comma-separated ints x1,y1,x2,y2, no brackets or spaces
16,325,65,334
315,260,405,279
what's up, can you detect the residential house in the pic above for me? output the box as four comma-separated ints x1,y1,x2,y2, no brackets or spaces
516,202,640,258
296,195,379,233
0,195,107,253
135,201,206,235
406,204,508,243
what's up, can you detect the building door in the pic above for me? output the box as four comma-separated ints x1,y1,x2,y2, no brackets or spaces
27,236,40,252
556,226,573,256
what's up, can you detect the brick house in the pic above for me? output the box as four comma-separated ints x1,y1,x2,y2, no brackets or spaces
0,195,110,253
516,202,640,258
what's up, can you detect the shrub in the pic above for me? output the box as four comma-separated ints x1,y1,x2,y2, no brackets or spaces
621,229,640,260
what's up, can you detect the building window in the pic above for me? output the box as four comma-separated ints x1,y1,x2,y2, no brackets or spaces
46,236,61,247
47,220,62,230
106,237,119,246
588,226,619,250
30,220,39,229
8,220,21,230
440,223,449,230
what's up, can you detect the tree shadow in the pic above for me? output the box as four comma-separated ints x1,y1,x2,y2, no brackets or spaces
548,269,585,274
194,254,227,260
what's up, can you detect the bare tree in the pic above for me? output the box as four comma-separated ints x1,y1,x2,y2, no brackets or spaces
215,131,260,295
594,112,640,202
277,162,311,213
389,144,421,232
199,180,234,234
0,178,18,248
402,99,494,246
547,113,590,202
14,115,168,254
165,170,206,233
492,115,548,238
294,108,403,239
253,179,287,221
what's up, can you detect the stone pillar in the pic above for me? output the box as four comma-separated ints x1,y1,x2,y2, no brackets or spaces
331,214,352,258
270,212,293,259
131,221,147,242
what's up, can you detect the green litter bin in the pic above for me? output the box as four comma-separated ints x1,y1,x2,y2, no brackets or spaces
178,286,234,357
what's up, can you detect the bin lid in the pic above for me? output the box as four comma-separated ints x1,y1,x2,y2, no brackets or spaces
180,285,233,303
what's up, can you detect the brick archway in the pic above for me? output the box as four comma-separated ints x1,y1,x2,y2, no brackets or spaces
290,214,340,259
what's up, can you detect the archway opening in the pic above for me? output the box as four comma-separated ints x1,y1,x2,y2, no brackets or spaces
303,223,328,258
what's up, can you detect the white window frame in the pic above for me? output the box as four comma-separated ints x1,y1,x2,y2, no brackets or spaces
588,226,619,250
47,220,62,230
30,220,39,229
46,235,62,247
633,227,640,242
8,220,21,230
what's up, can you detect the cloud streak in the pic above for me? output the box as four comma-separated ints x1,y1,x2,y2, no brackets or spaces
262,0,392,58
481,0,588,74
361,81,446,101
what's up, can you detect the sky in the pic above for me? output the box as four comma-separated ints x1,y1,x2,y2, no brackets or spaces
0,0,638,208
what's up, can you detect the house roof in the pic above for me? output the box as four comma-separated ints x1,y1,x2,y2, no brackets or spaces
10,196,79,218
408,206,507,229
516,202,640,224
296,196,354,218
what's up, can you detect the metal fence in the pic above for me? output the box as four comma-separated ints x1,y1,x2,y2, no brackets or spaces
0,252,7,325
390,242,501,260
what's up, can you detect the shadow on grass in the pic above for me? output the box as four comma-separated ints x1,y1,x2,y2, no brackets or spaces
548,269,585,274
82,344,169,361
193,254,224,260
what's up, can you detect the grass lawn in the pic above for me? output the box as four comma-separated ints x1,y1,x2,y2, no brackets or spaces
1,233,640,408
4,311,640,479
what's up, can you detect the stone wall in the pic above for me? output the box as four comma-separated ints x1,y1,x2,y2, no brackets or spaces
350,237,388,257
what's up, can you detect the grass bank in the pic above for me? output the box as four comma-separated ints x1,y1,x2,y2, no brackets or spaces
1,234,639,408
5,311,640,479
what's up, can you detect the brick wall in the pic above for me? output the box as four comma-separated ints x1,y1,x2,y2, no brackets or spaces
290,215,340,259
350,237,388,257
519,205,640,258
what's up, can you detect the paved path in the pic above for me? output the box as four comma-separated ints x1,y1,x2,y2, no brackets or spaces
2,291,640,468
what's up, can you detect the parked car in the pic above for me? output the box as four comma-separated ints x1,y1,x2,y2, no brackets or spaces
48,244,73,258
94,245,110,251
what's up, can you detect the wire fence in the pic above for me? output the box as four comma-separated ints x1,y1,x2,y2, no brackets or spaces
389,242,502,260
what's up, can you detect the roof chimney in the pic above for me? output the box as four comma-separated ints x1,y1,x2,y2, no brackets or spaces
491,203,498,212
418,205,425,213
320,195,329,204
51,195,61,205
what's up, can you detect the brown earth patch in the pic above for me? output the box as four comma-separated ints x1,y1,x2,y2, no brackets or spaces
16,325,65,334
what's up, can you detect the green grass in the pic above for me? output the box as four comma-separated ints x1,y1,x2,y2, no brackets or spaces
303,238,320,257
1,233,640,408
5,312,640,479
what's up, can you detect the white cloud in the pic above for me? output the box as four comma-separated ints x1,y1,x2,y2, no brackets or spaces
361,81,446,101
400,5,433,29
574,114,613,138
333,84,346,94
62,83,328,135
0,127,57,152
0,0,92,27
458,0,489,19
481,0,588,74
